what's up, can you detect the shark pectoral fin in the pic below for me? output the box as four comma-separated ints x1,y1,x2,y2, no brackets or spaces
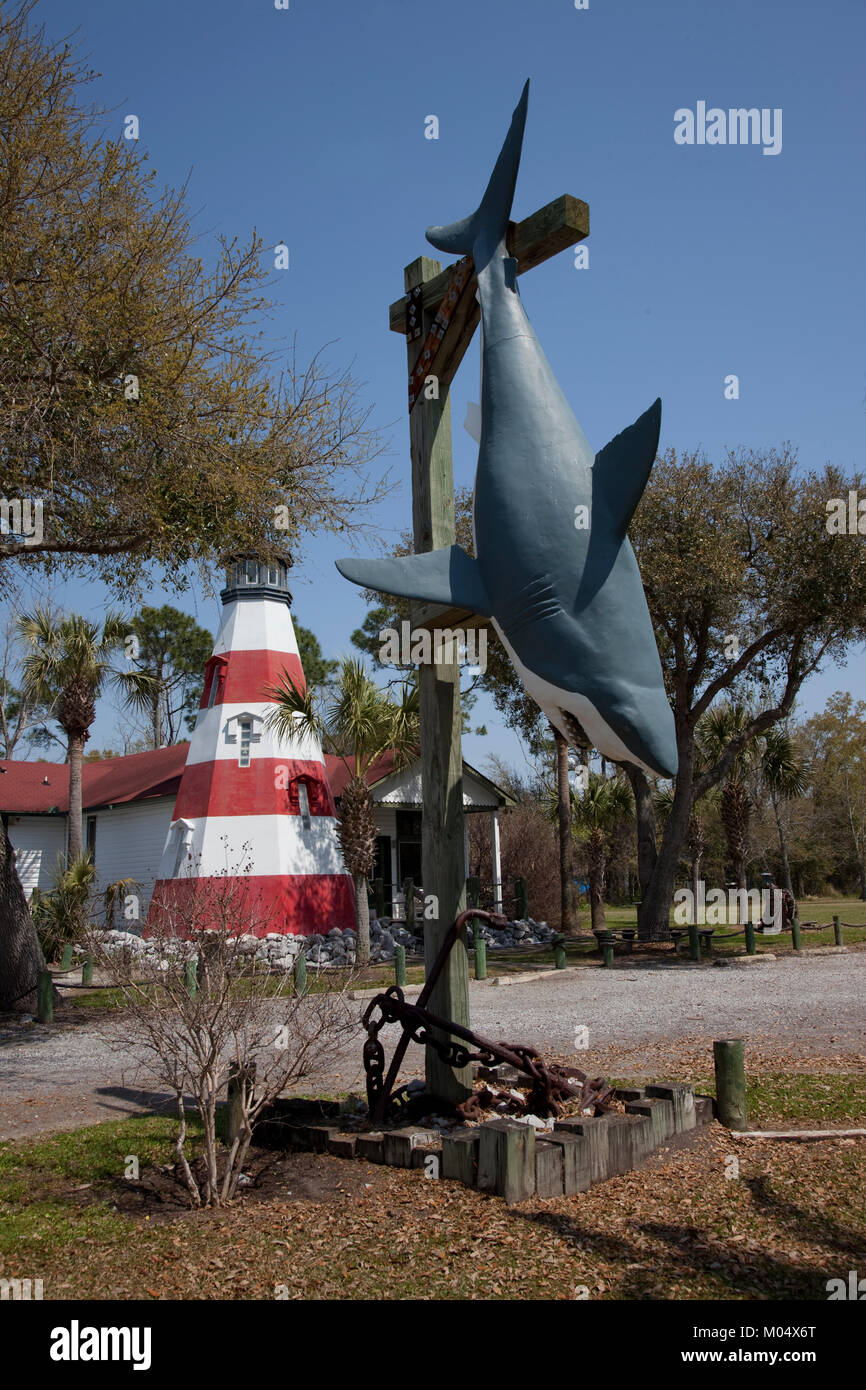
336,545,492,616
464,401,482,444
593,397,662,535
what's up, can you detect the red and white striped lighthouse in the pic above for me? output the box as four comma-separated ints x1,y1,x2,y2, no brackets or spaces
149,555,354,936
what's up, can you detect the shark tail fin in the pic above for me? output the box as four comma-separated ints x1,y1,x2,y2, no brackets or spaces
425,80,529,272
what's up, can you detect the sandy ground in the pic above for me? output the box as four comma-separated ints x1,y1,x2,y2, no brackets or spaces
1,951,864,1140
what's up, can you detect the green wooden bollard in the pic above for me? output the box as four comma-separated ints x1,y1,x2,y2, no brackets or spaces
60,943,74,971
394,943,406,987
601,933,614,968
514,876,528,920
37,969,53,1024
474,936,487,981
688,922,700,961
792,916,802,951
833,914,842,947
374,876,385,919
713,1038,749,1131
294,951,307,994
553,936,567,970
81,954,94,987
744,922,756,956
185,958,198,999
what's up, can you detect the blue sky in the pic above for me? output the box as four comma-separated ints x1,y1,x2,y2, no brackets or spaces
22,0,866,768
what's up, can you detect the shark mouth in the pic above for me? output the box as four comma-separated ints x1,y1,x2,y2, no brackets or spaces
559,709,592,751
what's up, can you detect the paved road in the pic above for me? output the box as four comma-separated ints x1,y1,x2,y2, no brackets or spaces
1,952,863,1140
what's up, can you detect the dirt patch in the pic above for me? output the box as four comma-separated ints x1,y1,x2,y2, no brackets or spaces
66,1148,393,1225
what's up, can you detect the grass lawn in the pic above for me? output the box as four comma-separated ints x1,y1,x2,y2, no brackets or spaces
1,1074,863,1301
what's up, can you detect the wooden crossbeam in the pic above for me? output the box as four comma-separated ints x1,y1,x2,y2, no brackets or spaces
410,601,491,635
388,193,589,334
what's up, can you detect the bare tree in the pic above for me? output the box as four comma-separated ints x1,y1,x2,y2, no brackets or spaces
88,866,358,1207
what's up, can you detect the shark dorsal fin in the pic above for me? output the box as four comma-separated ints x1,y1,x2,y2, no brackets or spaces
593,398,662,535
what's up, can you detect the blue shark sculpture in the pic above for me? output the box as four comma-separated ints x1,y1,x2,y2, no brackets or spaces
338,82,677,779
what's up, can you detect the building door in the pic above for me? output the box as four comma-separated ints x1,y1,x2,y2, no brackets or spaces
395,810,423,887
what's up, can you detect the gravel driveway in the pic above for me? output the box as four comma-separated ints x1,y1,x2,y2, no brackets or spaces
1,952,864,1140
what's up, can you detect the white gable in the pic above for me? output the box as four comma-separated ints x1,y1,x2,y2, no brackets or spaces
372,764,501,810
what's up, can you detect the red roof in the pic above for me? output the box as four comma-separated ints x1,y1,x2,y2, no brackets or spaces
0,744,190,815
323,752,396,800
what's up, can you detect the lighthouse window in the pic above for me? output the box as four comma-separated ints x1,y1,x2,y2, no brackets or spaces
245,560,258,584
267,563,278,585
172,824,192,877
238,718,253,767
297,781,311,830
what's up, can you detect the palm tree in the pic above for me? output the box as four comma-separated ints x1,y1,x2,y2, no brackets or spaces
17,609,154,861
697,703,805,896
267,658,419,965
759,725,807,896
572,772,634,931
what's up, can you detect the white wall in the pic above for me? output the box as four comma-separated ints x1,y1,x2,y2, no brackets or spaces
7,816,67,897
91,798,175,921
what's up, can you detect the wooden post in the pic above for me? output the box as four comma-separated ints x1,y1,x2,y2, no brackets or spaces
477,1118,536,1204
403,877,415,926
37,969,53,1023
791,916,802,951
293,951,307,995
81,953,93,987
405,254,471,1106
514,876,529,920
833,914,842,946
394,943,407,987
553,936,567,970
688,922,700,961
185,958,198,999
60,943,74,970
374,876,385,919
713,1038,748,1131
744,922,756,955
474,936,487,981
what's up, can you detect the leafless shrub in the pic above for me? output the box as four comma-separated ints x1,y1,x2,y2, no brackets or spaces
86,867,358,1208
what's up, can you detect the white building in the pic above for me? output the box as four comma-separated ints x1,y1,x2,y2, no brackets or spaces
1,745,510,925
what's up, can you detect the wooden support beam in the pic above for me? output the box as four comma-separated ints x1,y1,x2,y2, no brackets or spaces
409,600,492,635
404,254,472,1107
389,194,590,333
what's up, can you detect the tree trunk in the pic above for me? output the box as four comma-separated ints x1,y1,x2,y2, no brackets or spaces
637,737,695,938
0,823,48,1012
553,727,576,932
152,688,162,750
588,832,606,931
625,765,658,933
843,778,866,900
770,789,794,896
353,872,371,966
691,852,702,926
67,732,87,861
